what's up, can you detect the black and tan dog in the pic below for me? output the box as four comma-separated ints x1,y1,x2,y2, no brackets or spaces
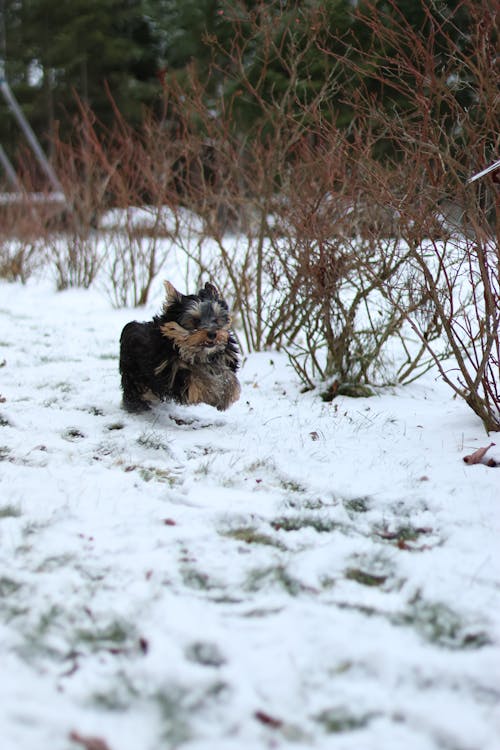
119,281,241,413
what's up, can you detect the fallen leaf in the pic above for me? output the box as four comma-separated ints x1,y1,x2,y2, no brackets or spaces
463,442,496,465
254,710,283,728
69,731,112,750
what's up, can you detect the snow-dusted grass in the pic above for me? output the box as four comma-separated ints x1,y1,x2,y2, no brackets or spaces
0,278,499,750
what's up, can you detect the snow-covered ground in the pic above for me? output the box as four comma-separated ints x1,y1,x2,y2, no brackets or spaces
0,277,499,750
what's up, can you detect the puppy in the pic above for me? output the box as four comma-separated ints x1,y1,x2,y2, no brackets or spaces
119,281,241,413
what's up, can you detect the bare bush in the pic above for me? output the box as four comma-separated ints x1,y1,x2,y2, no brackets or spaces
157,2,428,380
0,200,45,282
263,127,442,390
50,96,182,304
318,0,500,428
0,161,61,282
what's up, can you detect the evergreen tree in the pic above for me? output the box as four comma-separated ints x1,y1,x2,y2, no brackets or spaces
1,0,161,162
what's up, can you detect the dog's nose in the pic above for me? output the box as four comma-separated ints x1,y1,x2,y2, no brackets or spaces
206,330,217,341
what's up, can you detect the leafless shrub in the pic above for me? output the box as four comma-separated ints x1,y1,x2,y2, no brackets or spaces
148,2,439,387
45,113,112,290
263,128,440,389
319,0,500,428
50,95,182,304
0,161,60,282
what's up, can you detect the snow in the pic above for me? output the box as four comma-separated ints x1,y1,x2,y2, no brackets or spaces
0,275,499,750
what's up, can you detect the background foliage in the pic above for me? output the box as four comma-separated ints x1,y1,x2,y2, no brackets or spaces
0,0,476,162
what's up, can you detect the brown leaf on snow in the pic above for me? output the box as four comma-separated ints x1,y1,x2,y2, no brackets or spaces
254,709,283,729
69,731,112,750
463,442,496,465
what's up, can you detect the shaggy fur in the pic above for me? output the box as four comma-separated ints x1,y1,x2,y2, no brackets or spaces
119,281,241,413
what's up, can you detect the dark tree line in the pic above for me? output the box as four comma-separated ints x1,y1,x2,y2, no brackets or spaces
0,0,480,177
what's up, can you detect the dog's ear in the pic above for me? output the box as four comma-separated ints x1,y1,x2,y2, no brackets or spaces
202,282,221,300
163,280,183,308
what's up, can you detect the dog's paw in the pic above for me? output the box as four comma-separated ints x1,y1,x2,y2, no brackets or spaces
122,398,151,414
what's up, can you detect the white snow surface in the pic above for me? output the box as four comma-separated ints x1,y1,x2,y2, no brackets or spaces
0,277,499,750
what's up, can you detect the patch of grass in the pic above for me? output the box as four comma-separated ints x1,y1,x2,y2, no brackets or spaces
62,427,86,441
245,565,312,596
185,641,226,667
280,478,307,493
155,681,229,746
92,688,132,711
285,496,331,511
36,554,75,573
0,446,12,462
15,604,67,663
330,660,353,675
107,421,124,430
319,576,336,590
379,525,431,541
395,594,491,650
315,707,377,733
0,503,21,518
246,458,272,473
245,459,307,495
397,526,423,541
271,515,343,534
137,431,171,452
37,377,75,393
242,606,283,618
210,595,243,605
22,520,49,538
186,445,220,459
155,686,193,746
301,498,326,510
92,671,139,711
2,603,30,622
194,460,212,476
332,594,489,651
138,466,178,485
88,405,105,416
222,526,286,550
181,567,220,591
345,568,388,587
375,524,436,550
75,619,135,652
345,550,399,590
0,576,22,596
334,601,379,617
344,497,370,514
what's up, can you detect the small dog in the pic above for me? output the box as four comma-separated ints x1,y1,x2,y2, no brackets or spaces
119,281,241,413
